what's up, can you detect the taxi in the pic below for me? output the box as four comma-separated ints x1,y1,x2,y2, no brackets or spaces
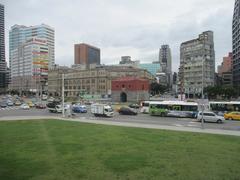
224,112,240,120
27,101,35,108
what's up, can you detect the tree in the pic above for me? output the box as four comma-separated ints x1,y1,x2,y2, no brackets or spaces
204,85,239,100
150,82,167,95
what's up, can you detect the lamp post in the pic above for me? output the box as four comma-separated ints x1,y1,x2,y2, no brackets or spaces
62,73,65,117
201,56,205,129
201,57,204,99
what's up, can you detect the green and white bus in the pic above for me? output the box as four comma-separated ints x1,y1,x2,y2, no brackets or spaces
149,101,199,118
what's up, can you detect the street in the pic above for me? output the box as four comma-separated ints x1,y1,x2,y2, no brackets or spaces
1,107,240,131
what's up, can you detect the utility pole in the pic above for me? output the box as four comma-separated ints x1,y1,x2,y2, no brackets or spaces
201,55,205,129
62,73,65,117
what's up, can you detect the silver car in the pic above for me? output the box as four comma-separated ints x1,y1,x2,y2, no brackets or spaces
197,111,225,123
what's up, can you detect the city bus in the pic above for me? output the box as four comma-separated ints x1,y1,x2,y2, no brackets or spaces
209,101,240,115
140,101,151,113
149,101,199,118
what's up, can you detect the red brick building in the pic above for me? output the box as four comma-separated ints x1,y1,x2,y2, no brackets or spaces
111,77,150,102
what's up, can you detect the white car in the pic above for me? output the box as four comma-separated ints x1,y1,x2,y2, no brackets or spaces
197,111,225,123
7,100,14,106
20,104,30,110
55,104,68,113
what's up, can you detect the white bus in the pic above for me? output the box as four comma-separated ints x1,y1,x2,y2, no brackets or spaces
149,101,199,118
209,101,240,115
140,101,151,113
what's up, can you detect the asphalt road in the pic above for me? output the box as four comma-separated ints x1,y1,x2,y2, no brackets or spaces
1,106,240,131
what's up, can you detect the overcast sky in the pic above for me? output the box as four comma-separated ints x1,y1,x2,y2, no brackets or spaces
1,0,235,72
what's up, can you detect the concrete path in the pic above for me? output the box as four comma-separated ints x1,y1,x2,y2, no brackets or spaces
0,116,240,137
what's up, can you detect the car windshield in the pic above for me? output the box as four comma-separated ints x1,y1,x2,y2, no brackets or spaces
105,108,113,112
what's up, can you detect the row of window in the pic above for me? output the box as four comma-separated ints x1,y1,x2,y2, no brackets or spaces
65,85,106,90
65,79,106,84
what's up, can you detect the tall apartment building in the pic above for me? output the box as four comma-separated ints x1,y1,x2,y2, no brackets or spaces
233,0,240,85
179,31,215,97
217,53,233,86
0,4,6,92
9,24,54,69
74,43,100,67
10,38,49,93
159,45,172,87
218,53,233,74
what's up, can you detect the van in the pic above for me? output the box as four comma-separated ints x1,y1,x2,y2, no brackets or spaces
197,111,225,123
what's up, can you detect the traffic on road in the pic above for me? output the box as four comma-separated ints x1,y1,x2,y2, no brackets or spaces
1,95,240,132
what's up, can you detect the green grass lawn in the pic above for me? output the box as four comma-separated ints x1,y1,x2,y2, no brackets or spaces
0,120,240,180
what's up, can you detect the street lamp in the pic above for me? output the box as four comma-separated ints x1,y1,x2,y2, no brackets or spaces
62,73,65,117
201,56,205,129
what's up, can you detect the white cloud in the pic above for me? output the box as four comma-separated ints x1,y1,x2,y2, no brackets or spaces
1,0,235,72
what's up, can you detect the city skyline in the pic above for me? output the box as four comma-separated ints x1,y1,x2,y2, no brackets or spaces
1,0,235,72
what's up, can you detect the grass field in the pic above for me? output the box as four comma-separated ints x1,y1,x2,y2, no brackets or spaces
0,120,239,180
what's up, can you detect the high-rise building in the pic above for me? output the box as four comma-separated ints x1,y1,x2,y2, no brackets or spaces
10,38,49,93
232,0,240,85
0,4,6,92
74,43,100,67
159,45,172,87
217,53,233,86
9,24,55,69
218,53,233,75
139,63,161,76
179,31,215,97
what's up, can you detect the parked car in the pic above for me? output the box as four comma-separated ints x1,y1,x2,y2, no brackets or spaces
197,111,225,123
48,97,55,102
129,104,140,109
7,100,14,106
36,103,47,109
224,112,240,120
73,103,82,107
42,94,48,101
7,95,12,98
119,107,137,115
27,101,35,108
72,105,87,113
0,102,7,108
20,104,30,110
15,100,22,106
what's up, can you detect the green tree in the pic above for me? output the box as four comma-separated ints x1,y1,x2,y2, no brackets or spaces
204,85,239,100
150,82,167,95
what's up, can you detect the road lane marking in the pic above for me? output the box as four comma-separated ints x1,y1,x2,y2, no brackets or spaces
187,124,199,127
173,124,184,127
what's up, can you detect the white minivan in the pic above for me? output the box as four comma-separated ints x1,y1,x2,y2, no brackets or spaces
197,111,225,123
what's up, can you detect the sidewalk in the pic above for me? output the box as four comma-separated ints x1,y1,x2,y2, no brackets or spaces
0,116,240,137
